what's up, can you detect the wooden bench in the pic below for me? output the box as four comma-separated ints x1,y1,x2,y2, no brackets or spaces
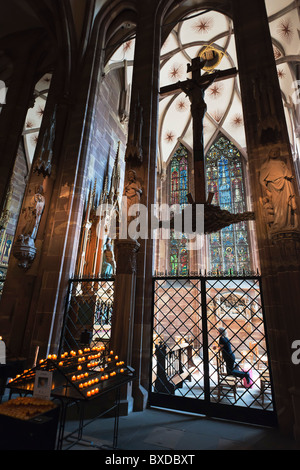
216,352,242,402
260,370,271,406
170,371,191,390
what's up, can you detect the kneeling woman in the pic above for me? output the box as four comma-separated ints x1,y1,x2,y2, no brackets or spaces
218,327,251,385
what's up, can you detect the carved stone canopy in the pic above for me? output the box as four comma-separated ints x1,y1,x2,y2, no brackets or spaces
13,236,37,270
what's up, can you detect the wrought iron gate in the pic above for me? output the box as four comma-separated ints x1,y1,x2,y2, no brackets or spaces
59,276,114,354
150,275,277,426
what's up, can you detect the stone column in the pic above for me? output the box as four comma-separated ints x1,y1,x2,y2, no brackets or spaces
110,238,140,414
0,25,98,363
0,79,69,362
0,32,60,362
0,31,47,215
124,1,162,412
233,0,300,441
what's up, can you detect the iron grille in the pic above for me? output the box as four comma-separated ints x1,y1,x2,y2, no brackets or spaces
153,278,204,399
206,277,273,410
151,275,274,415
59,277,114,354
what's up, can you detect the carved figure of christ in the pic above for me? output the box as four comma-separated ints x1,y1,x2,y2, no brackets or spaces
160,56,237,204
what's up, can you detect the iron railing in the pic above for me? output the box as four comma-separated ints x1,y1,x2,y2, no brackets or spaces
151,273,275,424
59,276,114,354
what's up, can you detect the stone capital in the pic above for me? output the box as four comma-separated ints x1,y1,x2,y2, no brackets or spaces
114,238,140,275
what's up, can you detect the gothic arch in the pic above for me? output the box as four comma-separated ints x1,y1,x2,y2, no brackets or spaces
92,1,138,62
159,0,233,45
205,134,253,274
157,6,245,175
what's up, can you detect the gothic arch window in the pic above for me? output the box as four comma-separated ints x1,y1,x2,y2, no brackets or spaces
205,135,251,274
23,73,52,169
169,143,189,275
156,8,268,276
157,9,249,277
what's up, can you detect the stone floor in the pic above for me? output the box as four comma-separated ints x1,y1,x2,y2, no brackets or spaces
1,386,299,452
61,406,300,451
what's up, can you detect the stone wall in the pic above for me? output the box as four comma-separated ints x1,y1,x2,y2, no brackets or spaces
88,67,127,200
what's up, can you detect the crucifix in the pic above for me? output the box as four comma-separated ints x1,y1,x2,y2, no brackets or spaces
160,56,237,205
159,56,255,234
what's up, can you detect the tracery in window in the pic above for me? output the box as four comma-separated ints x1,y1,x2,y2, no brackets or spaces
169,144,189,275
206,135,251,274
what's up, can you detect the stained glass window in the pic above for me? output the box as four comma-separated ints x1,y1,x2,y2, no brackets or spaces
169,144,189,275
205,136,251,274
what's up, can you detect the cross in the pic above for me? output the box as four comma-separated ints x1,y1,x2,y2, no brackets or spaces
160,56,237,205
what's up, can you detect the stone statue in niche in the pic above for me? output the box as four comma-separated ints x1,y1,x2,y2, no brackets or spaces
0,182,12,232
13,185,45,270
122,169,142,224
101,237,116,277
259,146,299,233
20,185,45,241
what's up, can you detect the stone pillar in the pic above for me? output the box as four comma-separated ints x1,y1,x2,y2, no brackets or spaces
0,28,97,363
0,83,69,362
0,31,47,214
108,1,162,413
110,238,140,414
0,32,59,362
232,0,300,441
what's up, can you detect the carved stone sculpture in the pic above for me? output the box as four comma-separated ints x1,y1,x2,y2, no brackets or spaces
20,185,45,241
259,146,299,234
101,237,116,277
0,183,12,232
13,185,45,270
122,170,142,224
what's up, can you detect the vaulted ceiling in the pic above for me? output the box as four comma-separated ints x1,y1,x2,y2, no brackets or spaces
107,1,299,171
158,1,300,168
0,1,298,171
0,0,82,167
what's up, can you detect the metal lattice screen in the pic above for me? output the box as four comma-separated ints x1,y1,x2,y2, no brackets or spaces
60,277,114,354
151,276,274,414
153,278,204,399
206,278,273,410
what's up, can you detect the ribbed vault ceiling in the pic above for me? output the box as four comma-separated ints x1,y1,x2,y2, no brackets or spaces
108,1,299,172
